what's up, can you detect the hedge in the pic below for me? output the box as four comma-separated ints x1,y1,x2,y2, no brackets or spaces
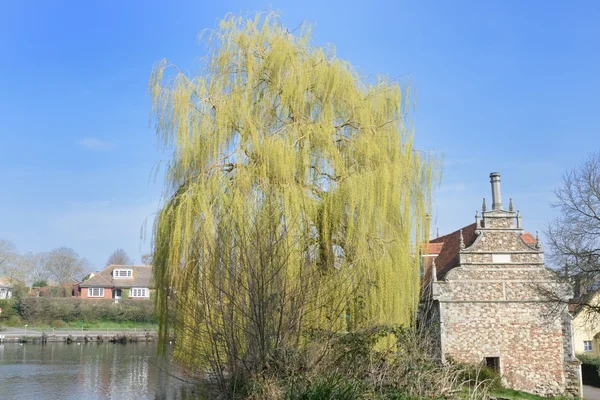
577,353,600,387
0,299,19,318
16,297,156,324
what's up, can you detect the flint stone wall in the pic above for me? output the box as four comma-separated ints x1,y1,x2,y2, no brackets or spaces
440,301,566,395
434,215,581,397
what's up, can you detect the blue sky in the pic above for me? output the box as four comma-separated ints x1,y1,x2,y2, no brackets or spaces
1,0,598,271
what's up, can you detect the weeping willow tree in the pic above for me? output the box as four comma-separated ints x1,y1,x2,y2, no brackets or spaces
150,13,437,383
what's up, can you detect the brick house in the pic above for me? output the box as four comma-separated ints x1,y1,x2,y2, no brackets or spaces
79,264,153,300
423,172,581,397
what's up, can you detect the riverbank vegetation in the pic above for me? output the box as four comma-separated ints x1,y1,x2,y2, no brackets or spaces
205,325,503,399
0,297,156,328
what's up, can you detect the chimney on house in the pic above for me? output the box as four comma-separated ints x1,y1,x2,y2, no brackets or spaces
490,172,502,210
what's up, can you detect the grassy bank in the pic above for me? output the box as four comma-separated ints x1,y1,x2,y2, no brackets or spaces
8,320,158,330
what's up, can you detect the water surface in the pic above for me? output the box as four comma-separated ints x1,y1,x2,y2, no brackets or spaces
0,342,199,399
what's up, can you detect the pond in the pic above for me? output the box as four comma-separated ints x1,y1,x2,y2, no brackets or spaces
0,342,201,399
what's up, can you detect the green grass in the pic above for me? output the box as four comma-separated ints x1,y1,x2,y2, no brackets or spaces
17,320,157,330
491,388,577,400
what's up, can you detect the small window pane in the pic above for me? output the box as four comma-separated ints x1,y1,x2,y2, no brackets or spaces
89,288,104,297
114,269,132,278
131,288,148,297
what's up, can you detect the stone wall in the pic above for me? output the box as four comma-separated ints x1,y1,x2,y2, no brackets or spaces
483,214,516,229
459,252,543,265
433,210,580,397
562,311,583,396
447,268,552,281
467,231,535,253
440,301,566,395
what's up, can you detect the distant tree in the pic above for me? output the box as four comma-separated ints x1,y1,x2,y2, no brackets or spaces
140,253,153,265
18,252,49,285
105,248,132,266
545,151,600,313
0,238,24,283
0,238,15,269
44,247,90,284
32,279,48,288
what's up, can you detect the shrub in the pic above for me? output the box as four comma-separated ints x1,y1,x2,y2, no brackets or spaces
6,315,23,327
455,363,503,392
577,353,600,387
290,375,364,400
51,319,64,328
32,279,47,287
283,326,493,400
0,299,18,318
11,282,28,300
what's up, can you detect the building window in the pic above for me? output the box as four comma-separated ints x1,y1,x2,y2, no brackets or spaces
89,288,105,297
484,357,500,373
113,269,133,278
585,341,593,352
131,288,149,298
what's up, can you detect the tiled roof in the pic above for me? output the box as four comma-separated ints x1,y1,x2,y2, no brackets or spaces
422,224,538,287
79,265,153,288
426,223,478,282
521,232,536,245
425,242,444,254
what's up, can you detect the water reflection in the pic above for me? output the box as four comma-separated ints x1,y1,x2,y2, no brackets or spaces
0,342,201,399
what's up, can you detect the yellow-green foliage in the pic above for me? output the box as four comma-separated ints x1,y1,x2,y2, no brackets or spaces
150,13,437,370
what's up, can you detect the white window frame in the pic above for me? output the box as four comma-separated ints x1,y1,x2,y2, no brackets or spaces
89,288,105,297
113,269,133,278
130,287,149,298
584,340,593,352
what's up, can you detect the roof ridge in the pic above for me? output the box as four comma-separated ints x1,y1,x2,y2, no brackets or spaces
109,264,151,268
430,223,476,243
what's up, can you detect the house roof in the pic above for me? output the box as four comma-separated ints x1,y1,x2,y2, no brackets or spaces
424,223,478,282
425,242,444,255
0,276,14,288
521,232,536,245
422,224,538,285
570,286,600,317
79,265,153,288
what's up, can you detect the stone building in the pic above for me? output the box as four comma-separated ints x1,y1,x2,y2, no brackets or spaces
423,172,581,397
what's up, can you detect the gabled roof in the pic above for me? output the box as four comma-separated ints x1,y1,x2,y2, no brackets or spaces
521,232,536,245
426,223,478,282
79,265,153,288
425,242,444,255
422,223,539,286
